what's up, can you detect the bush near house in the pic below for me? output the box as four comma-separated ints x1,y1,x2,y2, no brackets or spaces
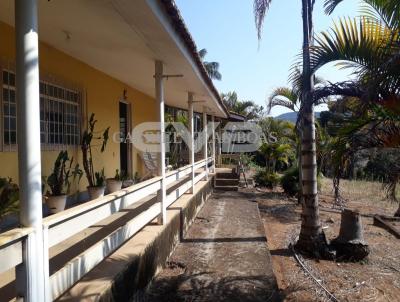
281,166,300,197
254,170,280,189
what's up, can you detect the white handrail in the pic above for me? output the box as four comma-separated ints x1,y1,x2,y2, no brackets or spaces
194,159,207,171
0,158,213,301
43,176,162,228
165,164,192,186
44,177,162,248
0,227,33,274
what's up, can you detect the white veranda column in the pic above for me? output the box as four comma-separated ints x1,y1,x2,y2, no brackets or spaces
155,60,166,224
14,0,46,301
188,93,195,193
218,123,222,165
203,110,208,180
211,115,216,173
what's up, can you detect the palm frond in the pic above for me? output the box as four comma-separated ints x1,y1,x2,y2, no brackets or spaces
267,87,298,113
254,0,273,40
203,61,222,80
361,0,400,31
324,0,345,15
313,81,364,103
198,49,222,80
198,48,207,60
311,18,390,76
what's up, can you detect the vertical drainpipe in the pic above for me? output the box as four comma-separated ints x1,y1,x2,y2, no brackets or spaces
14,0,46,301
155,61,166,224
188,93,195,193
202,109,208,180
211,115,216,173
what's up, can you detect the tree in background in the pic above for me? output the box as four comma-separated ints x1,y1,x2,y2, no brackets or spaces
268,70,327,204
319,96,400,215
221,91,265,120
254,117,295,189
198,48,222,81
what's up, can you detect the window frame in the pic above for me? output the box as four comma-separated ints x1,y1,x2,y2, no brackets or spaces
1,67,17,151
39,79,82,150
0,67,83,152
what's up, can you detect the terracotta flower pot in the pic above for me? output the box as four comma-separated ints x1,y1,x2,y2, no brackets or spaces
106,179,122,194
46,195,67,214
87,186,105,200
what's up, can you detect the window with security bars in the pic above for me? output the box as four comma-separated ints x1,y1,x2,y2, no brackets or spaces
2,69,81,149
2,70,17,145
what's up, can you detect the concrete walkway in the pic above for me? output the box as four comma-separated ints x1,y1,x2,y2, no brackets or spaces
145,189,281,302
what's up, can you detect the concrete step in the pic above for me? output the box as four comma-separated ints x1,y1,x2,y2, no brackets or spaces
214,185,239,192
215,178,239,186
216,172,239,179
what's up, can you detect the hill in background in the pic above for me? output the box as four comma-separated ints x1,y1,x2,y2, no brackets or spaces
274,111,321,123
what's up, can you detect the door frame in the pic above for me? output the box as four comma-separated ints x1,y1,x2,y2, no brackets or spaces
119,100,132,176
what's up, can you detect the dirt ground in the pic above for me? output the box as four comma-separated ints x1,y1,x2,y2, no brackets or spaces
144,190,280,302
257,178,400,302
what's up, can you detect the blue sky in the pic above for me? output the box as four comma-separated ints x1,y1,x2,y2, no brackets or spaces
175,0,360,116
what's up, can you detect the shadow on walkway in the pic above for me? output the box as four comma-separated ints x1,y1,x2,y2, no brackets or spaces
145,272,280,302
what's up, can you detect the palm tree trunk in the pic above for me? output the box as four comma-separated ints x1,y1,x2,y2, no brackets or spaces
297,129,303,204
295,0,328,257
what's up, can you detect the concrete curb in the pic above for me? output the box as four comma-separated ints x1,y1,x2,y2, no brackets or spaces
58,178,213,302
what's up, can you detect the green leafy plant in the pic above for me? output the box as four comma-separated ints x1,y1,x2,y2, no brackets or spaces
94,168,105,187
133,172,141,183
0,178,19,219
81,113,110,187
111,169,121,181
254,170,280,189
281,166,300,197
46,151,82,196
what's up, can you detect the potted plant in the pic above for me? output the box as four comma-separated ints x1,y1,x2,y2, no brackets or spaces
120,171,139,188
0,178,19,231
81,113,110,200
45,151,82,214
106,169,123,193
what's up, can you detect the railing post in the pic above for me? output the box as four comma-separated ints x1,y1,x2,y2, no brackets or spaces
211,115,216,173
155,60,166,224
42,227,51,301
14,0,46,301
188,93,195,193
202,109,208,180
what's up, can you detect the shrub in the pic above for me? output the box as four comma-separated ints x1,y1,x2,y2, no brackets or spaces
0,178,19,219
254,170,280,189
281,166,300,196
363,150,400,182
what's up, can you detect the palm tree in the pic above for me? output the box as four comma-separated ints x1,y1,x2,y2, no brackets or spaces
268,68,326,114
255,0,330,256
310,0,400,215
268,70,329,204
260,142,293,173
221,91,265,120
198,48,222,81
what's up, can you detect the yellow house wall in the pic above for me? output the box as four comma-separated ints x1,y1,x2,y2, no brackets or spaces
0,21,157,192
